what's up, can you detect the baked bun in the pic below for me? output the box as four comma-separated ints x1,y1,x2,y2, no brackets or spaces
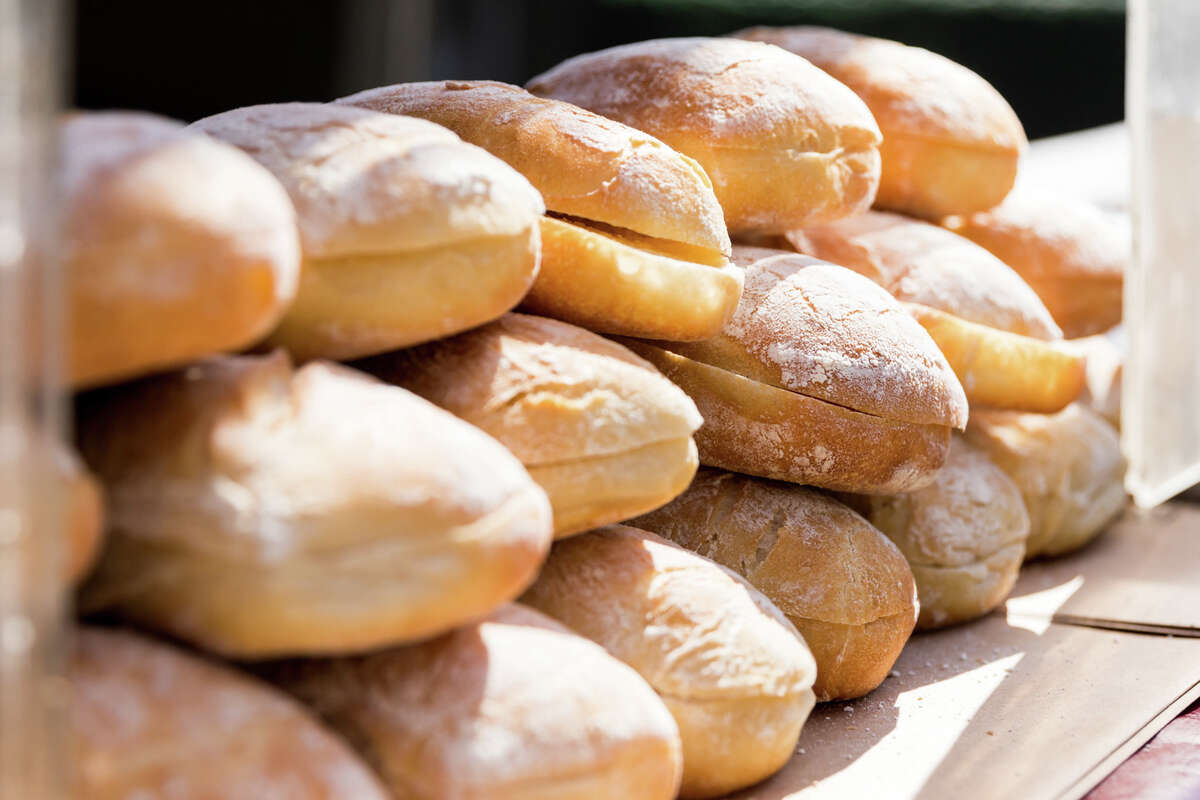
77,352,552,658
787,211,1085,412
734,26,1026,220
522,525,816,798
73,627,389,800
63,111,300,388
634,469,918,702
191,103,543,361
943,192,1126,337
1068,326,1124,428
964,404,1125,559
360,313,702,537
59,445,105,583
840,435,1029,629
263,604,684,800
527,37,881,234
623,245,966,493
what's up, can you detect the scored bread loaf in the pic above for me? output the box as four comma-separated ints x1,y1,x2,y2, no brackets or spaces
191,103,544,360
263,604,684,800
77,352,552,657
528,37,882,234
522,525,816,798
634,469,918,702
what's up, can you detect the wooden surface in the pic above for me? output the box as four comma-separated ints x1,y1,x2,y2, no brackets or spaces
1089,701,1200,800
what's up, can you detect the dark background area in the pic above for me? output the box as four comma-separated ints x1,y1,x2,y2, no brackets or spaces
73,0,1125,139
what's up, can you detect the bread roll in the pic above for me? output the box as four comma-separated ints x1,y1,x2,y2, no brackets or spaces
1068,326,1124,428
964,404,1125,559
787,211,1086,412
623,246,966,493
191,103,543,361
522,525,816,798
338,80,741,341
264,604,684,800
734,26,1026,220
63,111,300,388
73,627,389,800
840,435,1029,629
77,352,552,657
634,469,918,702
943,192,1126,337
359,313,702,537
59,445,104,583
527,37,882,234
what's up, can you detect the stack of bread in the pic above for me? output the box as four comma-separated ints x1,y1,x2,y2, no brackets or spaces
63,25,1127,800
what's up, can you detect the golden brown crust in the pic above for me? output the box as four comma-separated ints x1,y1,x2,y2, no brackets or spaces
632,469,917,701
263,604,684,800
73,627,390,800
77,352,552,657
735,26,1026,219
521,525,816,797
59,446,105,584
63,112,300,388
528,37,881,234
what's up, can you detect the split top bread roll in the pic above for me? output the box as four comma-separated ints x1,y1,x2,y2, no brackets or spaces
73,627,390,800
522,525,816,799
787,211,1085,412
964,404,1125,559
360,313,702,537
191,103,544,361
735,26,1026,220
624,246,966,493
264,604,684,800
943,192,1126,338
634,469,918,702
841,435,1029,630
527,37,882,235
63,111,300,388
338,80,742,341
76,352,552,658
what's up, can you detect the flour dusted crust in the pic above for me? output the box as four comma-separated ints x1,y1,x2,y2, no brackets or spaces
73,627,389,800
522,525,816,798
264,604,684,800
633,470,917,702
735,26,1026,219
528,37,881,234
77,352,553,657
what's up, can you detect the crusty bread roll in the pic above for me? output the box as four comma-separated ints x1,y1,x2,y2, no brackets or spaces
191,103,544,361
58,445,104,583
964,404,1126,559
77,352,552,657
840,435,1029,629
943,192,1126,337
622,245,966,493
360,313,702,537
633,469,918,702
527,37,882,234
734,26,1026,220
264,604,684,800
73,627,390,800
63,111,300,388
787,211,1086,412
338,80,742,341
521,525,816,798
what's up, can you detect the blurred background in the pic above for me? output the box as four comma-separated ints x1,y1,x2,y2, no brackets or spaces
73,0,1124,139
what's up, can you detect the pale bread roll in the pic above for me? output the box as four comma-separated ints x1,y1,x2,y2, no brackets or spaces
264,604,684,800
634,469,918,702
73,627,390,800
841,435,1029,629
63,111,300,388
624,246,966,493
191,103,544,360
360,313,702,537
735,26,1026,220
77,352,552,657
527,37,881,234
964,404,1126,559
1068,326,1124,429
522,525,816,798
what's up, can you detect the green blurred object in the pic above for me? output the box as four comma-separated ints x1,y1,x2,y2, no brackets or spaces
600,0,1124,14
